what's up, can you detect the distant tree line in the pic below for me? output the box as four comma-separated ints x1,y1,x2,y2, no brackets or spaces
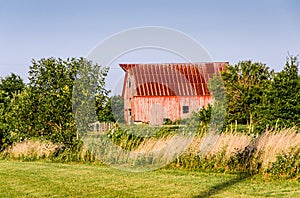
197,55,300,133
0,56,299,150
222,55,299,131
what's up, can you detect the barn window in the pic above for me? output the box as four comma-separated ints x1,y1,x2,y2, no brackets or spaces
129,109,132,116
128,78,131,88
183,106,189,114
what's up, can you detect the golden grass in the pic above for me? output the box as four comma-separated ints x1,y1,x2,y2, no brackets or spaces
3,139,61,159
134,135,174,153
3,128,299,169
188,133,252,157
256,128,300,167
135,128,300,168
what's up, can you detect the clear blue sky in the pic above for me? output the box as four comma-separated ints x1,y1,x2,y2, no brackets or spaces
1,0,299,89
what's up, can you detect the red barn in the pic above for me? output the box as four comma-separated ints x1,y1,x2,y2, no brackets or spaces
120,62,227,125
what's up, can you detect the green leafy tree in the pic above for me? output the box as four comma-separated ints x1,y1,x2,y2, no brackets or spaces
73,59,110,134
111,95,125,123
221,61,273,125
0,73,25,148
95,93,112,123
0,73,25,99
207,74,227,131
257,55,300,129
6,89,35,142
9,57,110,147
94,95,125,123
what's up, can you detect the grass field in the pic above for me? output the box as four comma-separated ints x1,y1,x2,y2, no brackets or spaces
0,161,299,197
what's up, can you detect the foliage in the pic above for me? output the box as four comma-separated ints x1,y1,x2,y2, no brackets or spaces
7,57,109,148
0,73,24,99
105,126,144,150
5,89,36,142
96,96,114,122
220,56,300,133
0,73,25,149
110,95,125,123
10,58,80,145
94,95,125,123
229,146,262,174
1,55,300,179
192,103,212,124
72,58,109,136
221,61,274,126
266,147,300,179
170,147,262,175
104,124,184,151
207,74,227,131
257,55,300,130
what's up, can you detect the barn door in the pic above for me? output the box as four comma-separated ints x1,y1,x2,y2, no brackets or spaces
150,103,164,125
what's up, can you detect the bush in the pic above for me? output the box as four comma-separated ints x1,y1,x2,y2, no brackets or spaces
266,147,300,179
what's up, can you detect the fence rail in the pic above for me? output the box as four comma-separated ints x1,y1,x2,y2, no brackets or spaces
90,122,116,133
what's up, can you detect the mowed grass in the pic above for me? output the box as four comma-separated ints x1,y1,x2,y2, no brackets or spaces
0,161,300,197
0,161,299,198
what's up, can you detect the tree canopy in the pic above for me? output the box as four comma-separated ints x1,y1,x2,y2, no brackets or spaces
0,73,25,148
2,57,110,148
220,56,299,131
0,55,299,149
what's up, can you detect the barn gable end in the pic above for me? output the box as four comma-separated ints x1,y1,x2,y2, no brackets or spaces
120,62,227,125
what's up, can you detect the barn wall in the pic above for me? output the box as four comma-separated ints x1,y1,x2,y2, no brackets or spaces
132,96,212,125
123,74,136,124
121,62,227,124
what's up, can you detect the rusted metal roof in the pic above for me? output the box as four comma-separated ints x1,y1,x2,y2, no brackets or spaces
120,62,227,96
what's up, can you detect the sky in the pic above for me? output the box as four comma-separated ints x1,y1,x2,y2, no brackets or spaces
0,0,299,93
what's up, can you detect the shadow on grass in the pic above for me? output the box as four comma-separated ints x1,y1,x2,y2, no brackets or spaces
193,173,252,198
193,133,265,197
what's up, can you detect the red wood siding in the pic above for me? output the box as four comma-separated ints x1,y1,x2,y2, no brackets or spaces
121,62,228,124
131,96,212,125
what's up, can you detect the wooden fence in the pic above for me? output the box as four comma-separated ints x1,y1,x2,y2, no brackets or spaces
90,122,116,133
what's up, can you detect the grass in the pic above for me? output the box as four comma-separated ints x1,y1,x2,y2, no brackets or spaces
135,128,300,170
2,128,299,177
0,160,300,197
3,139,62,159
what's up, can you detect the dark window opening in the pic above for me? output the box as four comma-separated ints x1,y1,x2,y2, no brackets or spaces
183,106,189,114
129,109,132,116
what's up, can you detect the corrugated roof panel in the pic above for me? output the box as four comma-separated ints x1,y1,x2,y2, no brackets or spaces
120,62,227,96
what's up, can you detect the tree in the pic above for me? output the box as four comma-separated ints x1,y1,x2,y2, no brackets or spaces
94,95,125,123
221,61,273,125
8,57,110,146
0,73,25,148
0,73,25,99
110,95,125,123
257,55,300,129
72,58,110,135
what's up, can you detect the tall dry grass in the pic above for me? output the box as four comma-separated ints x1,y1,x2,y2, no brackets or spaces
2,128,299,173
255,128,300,167
135,128,300,169
2,139,62,160
1,139,94,162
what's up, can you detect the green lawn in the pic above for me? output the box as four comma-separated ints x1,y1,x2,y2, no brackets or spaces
0,161,299,197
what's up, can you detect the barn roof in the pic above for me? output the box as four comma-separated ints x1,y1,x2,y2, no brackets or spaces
120,62,227,96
